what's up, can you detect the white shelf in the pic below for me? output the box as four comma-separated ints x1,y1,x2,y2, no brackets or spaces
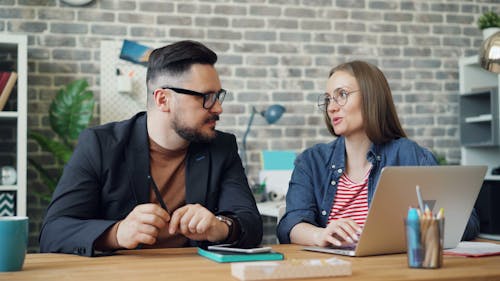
485,167,500,181
0,111,19,118
461,55,478,66
478,233,500,241
0,185,16,191
465,114,493,123
485,175,500,181
0,34,27,217
459,55,499,94
462,147,500,175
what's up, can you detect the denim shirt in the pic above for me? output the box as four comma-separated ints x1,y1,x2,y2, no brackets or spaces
277,136,449,243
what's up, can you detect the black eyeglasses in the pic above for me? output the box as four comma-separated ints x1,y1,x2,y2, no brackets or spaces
160,86,227,109
317,88,359,111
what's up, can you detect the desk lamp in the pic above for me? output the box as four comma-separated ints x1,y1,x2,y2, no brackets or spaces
480,31,500,73
241,104,286,171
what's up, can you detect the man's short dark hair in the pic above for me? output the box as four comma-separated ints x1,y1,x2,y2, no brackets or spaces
146,40,217,84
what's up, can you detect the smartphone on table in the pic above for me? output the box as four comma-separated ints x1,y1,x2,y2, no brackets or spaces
207,244,273,254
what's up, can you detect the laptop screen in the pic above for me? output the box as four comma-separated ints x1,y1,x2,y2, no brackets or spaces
353,165,486,256
303,166,487,257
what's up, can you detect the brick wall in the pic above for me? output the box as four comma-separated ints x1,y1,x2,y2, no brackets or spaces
1,0,498,251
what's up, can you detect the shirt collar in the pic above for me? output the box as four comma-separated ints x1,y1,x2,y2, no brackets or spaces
329,136,382,170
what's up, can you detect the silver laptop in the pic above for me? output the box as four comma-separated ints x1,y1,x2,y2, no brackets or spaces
303,165,487,257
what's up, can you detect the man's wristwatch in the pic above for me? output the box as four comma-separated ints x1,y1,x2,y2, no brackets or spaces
216,215,234,242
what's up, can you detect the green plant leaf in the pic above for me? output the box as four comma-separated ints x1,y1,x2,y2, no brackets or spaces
29,131,73,163
431,150,447,165
27,157,58,201
49,79,95,141
478,11,500,29
28,78,95,202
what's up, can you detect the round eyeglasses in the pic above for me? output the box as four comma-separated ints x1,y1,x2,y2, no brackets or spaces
160,86,227,109
317,88,359,111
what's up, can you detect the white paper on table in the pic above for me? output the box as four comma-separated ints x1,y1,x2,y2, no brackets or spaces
444,242,500,257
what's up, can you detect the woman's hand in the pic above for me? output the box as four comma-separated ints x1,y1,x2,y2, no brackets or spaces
290,219,362,247
313,218,362,247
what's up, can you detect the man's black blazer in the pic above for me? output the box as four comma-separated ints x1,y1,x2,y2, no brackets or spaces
39,112,263,256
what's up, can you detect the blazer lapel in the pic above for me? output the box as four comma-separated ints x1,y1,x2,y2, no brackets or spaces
124,112,211,206
126,113,150,205
185,142,209,204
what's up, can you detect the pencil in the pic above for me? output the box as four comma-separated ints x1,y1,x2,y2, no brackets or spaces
436,208,444,220
424,204,432,217
422,219,430,266
148,175,170,213
432,219,440,267
425,219,442,268
420,208,431,246
416,185,425,213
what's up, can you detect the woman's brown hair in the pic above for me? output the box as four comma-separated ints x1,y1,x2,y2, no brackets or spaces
323,60,406,144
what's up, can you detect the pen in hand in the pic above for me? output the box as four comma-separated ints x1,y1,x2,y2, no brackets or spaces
148,175,170,214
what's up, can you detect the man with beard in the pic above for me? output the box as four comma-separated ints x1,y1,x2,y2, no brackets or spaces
39,40,263,256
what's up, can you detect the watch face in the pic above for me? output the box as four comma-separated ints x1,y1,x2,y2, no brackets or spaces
216,215,233,226
1,166,17,185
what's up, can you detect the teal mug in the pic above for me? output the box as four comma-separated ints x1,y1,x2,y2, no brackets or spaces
0,216,28,272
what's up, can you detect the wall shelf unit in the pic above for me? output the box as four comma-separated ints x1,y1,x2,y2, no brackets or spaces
459,56,500,181
460,56,500,241
0,34,27,216
459,88,498,147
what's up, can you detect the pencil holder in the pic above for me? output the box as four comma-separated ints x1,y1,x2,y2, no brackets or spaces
405,217,444,269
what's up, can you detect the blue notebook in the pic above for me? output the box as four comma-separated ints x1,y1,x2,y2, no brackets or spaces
197,248,284,263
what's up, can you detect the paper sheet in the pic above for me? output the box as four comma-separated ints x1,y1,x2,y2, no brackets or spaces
444,242,500,257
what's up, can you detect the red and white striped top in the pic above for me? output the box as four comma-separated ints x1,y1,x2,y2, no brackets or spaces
328,171,370,227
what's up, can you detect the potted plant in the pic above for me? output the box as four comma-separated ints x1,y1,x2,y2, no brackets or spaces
28,79,95,201
430,150,448,165
478,11,500,39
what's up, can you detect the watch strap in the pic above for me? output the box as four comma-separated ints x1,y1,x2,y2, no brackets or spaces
216,215,239,244
216,215,233,242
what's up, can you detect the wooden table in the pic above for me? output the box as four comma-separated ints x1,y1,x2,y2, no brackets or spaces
1,244,500,281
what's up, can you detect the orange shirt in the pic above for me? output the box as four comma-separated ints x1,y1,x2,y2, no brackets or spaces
94,138,188,251
145,137,188,248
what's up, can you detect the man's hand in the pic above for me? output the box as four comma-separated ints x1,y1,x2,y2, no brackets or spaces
168,204,228,242
116,204,170,249
313,218,362,247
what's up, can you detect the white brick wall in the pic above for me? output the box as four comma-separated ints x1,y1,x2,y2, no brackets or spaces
1,0,498,248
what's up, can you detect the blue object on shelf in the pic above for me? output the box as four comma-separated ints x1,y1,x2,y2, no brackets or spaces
119,40,153,66
261,150,296,170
